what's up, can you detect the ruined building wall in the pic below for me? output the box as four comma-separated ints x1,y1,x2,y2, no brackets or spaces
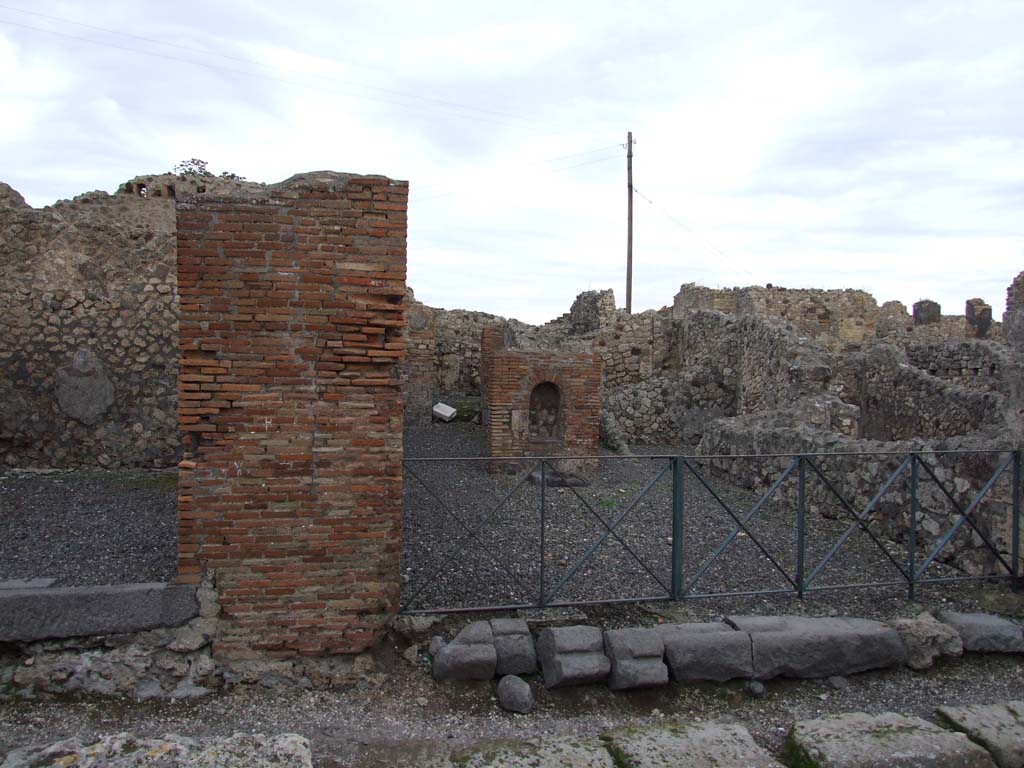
833,346,1005,442
904,341,1010,392
672,283,880,348
0,175,264,469
176,172,408,658
0,182,180,468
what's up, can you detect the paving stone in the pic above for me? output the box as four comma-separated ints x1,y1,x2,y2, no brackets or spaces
785,712,996,767
890,612,964,669
490,618,536,676
433,621,497,681
536,625,610,688
726,615,906,679
936,701,1024,768
655,622,753,682
603,627,668,690
448,736,615,767
496,675,534,714
602,721,783,767
937,611,1024,653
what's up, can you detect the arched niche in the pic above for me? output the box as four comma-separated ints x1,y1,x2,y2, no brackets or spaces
529,381,562,439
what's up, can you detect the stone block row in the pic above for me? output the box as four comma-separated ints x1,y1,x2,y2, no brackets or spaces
430,611,1024,692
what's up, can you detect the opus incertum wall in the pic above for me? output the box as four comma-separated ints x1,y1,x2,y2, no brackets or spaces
175,172,408,658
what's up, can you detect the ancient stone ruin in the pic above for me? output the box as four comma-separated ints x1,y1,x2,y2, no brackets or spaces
2,170,1024,665
480,323,601,461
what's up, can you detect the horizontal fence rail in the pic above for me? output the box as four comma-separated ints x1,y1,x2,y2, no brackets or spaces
399,449,1022,614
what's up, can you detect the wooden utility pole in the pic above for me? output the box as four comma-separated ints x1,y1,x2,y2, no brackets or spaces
626,131,634,314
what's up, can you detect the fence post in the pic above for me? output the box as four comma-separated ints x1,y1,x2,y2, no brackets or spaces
1013,450,1021,593
909,453,918,601
796,456,805,599
539,459,546,608
671,457,684,599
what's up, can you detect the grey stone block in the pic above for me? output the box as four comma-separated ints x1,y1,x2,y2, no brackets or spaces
603,627,668,690
937,611,1024,653
496,674,534,714
726,615,906,679
603,721,784,767
937,701,1024,768
432,643,496,681
537,625,610,688
656,622,753,682
0,582,198,642
785,712,996,767
490,618,536,676
432,621,497,681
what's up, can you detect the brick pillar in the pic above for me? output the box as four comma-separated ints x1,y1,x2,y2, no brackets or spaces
175,172,407,658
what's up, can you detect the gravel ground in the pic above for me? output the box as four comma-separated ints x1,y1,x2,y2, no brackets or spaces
2,426,1024,765
403,423,1008,618
0,469,177,587
3,638,1024,767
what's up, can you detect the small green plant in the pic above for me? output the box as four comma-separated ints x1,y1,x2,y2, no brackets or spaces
172,158,245,181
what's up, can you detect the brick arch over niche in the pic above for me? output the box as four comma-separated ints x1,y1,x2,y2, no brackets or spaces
480,324,601,458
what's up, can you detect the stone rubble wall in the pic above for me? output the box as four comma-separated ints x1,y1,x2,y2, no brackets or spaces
904,341,1011,392
698,421,1017,576
834,346,1005,441
673,283,880,349
0,175,266,469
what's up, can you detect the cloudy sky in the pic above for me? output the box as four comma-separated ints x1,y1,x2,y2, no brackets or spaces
1,1,1022,324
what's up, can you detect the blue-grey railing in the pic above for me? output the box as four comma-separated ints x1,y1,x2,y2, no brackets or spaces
400,449,1021,614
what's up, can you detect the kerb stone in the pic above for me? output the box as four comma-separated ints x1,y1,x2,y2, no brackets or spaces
602,627,668,690
655,622,753,682
936,611,1024,653
727,615,906,680
490,618,536,676
433,621,497,681
536,625,610,688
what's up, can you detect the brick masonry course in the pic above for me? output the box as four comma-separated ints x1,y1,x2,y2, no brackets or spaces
174,171,408,659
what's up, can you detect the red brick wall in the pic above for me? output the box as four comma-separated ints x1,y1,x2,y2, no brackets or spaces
481,325,601,458
175,174,407,658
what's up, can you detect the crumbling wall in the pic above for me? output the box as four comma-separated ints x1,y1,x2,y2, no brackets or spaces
904,341,1010,392
835,346,1004,441
698,420,1017,576
672,284,879,348
176,171,408,658
0,175,264,468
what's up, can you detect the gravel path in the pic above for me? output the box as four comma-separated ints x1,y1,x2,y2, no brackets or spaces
402,423,1004,618
0,469,177,587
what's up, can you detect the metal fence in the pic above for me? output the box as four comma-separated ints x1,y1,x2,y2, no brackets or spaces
400,449,1021,614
